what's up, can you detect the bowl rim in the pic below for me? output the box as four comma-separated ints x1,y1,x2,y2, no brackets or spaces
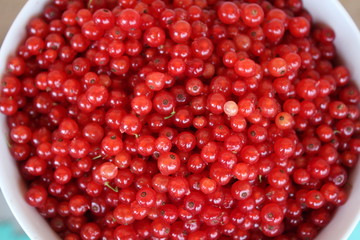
303,0,360,237
0,0,61,239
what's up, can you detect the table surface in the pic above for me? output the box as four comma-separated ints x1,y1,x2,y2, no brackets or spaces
0,0,359,239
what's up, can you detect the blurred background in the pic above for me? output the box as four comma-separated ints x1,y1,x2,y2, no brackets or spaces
0,0,359,239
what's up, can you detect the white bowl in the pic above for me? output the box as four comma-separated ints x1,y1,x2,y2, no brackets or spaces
0,0,360,239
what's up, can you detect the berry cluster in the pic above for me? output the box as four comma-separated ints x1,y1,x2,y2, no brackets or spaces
1,0,360,239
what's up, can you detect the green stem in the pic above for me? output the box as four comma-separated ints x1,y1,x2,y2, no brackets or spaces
105,182,119,192
88,0,93,8
164,109,176,120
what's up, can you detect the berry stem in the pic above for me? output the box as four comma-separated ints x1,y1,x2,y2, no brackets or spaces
105,182,119,192
88,0,93,8
164,109,176,119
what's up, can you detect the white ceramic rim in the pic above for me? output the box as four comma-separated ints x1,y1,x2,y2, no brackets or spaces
0,0,61,239
303,0,360,238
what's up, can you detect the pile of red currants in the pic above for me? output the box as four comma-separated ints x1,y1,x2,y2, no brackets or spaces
1,0,359,239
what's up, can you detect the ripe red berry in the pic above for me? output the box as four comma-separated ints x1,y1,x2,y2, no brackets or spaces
231,181,252,201
289,17,311,38
217,2,240,25
144,27,166,47
157,152,180,175
274,138,295,159
234,58,256,78
117,9,141,32
261,203,284,225
146,72,166,91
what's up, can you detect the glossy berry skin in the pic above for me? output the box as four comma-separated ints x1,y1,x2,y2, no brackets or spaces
131,96,152,116
268,167,289,188
191,37,214,60
261,203,284,225
101,135,123,156
10,125,32,144
241,3,264,27
168,176,189,199
289,17,311,38
113,204,135,225
80,222,101,240
274,138,295,159
170,20,191,43
58,118,79,140
136,187,156,208
234,59,256,78
239,145,260,164
25,185,48,207
117,9,141,32
69,195,90,217
157,152,180,175
99,162,118,180
93,9,115,30
296,78,318,100
231,181,252,201
144,27,166,47
306,190,325,209
217,2,240,25
146,72,166,91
